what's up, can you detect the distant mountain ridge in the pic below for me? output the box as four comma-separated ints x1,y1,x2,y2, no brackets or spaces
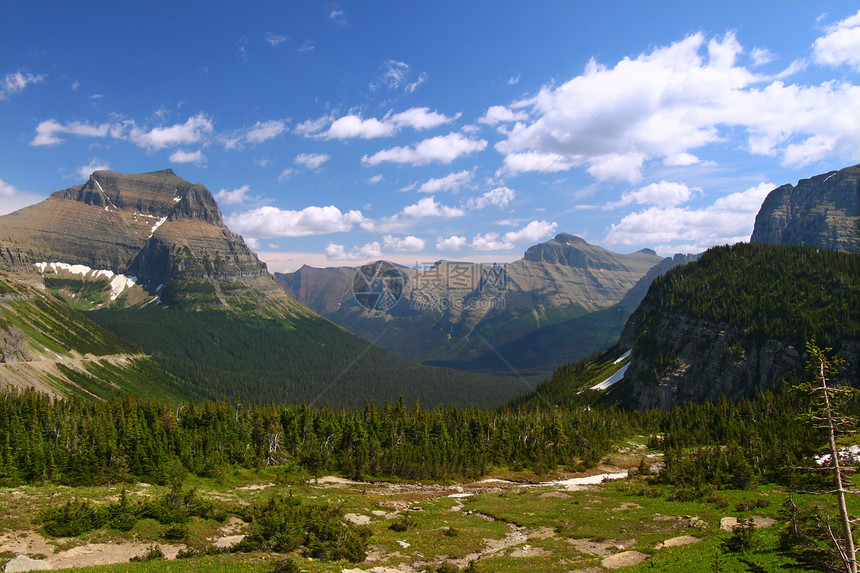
276,233,664,374
751,163,859,251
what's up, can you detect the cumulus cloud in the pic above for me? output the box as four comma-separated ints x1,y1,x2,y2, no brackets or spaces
606,181,697,209
478,105,529,125
31,119,111,146
383,234,425,252
129,113,214,150
246,120,288,143
471,232,514,251
470,220,557,251
401,196,466,218
503,220,558,243
325,241,383,261
226,205,365,237
302,107,458,139
604,181,774,253
1,71,46,99
278,169,296,182
362,132,487,166
215,184,259,205
494,31,860,180
813,10,860,70
295,153,331,170
436,235,467,251
465,186,515,209
417,170,473,193
75,159,111,180
169,149,207,165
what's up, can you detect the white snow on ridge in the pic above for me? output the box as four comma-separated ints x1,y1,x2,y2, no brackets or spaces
591,363,630,391
34,261,139,301
614,350,632,364
149,216,168,238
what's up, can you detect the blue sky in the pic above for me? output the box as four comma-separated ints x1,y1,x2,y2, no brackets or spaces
2,1,858,271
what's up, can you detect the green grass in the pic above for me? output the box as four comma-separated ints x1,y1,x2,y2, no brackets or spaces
1,469,856,573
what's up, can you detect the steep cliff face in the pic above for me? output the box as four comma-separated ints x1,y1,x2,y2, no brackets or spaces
610,242,859,409
616,311,805,409
0,170,308,316
750,164,859,252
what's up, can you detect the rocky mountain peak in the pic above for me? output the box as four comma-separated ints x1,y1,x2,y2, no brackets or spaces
750,163,859,252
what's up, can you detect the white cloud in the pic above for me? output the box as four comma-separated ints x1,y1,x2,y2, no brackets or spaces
401,196,465,218
304,107,458,140
371,60,426,93
278,169,296,182
226,205,365,237
471,232,514,251
507,74,521,85
328,6,347,25
367,174,383,184
494,31,860,180
0,178,43,215
750,47,774,67
362,132,487,166
265,33,288,46
75,159,111,181
813,10,860,70
663,152,700,167
129,113,214,150
607,181,696,209
215,184,258,205
383,235,425,252
503,220,557,243
1,71,46,99
436,235,467,251
295,153,331,170
245,120,288,143
466,186,515,209
417,170,473,193
31,119,111,146
478,105,528,125
169,149,207,165
298,40,315,52
325,241,383,261
604,181,774,253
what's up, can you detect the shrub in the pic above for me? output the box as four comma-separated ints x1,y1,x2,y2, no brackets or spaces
40,499,106,537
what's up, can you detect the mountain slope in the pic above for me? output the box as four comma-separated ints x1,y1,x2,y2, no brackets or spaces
0,169,308,316
1,170,528,408
276,234,663,371
607,243,859,409
0,244,184,400
750,163,859,252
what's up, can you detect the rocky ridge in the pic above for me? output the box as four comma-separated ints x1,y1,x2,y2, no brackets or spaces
276,234,663,366
0,170,308,316
750,163,859,252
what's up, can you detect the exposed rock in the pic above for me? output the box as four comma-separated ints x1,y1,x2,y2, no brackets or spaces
0,170,309,317
3,555,53,572
276,233,663,367
751,164,859,252
617,311,804,410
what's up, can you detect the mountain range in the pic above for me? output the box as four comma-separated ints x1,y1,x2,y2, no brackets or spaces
1,164,857,410
0,170,524,407
277,233,665,376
